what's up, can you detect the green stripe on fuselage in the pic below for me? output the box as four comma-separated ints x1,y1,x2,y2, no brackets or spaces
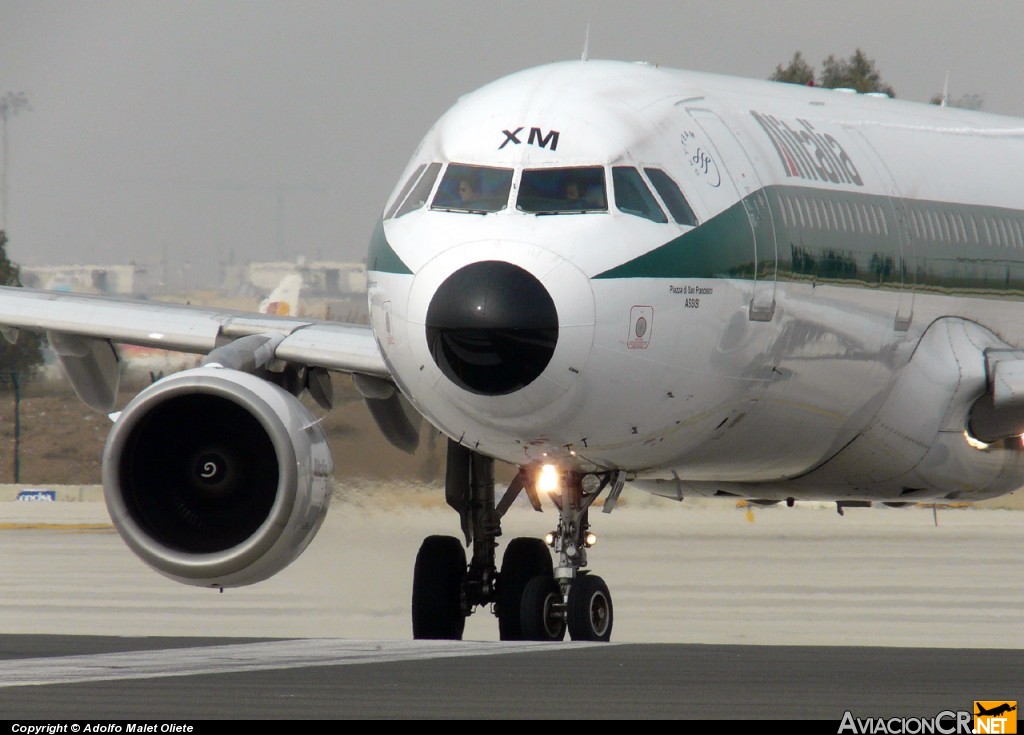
368,220,413,275
594,195,759,280
594,186,903,287
595,185,1024,298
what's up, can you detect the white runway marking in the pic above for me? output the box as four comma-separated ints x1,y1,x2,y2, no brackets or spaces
0,639,606,688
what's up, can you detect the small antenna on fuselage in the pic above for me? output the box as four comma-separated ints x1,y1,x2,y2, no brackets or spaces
940,71,950,107
582,22,590,61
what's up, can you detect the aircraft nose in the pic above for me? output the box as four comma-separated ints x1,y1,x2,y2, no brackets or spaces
425,260,558,395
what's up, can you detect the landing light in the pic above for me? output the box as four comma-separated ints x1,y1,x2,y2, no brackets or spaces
584,532,597,547
538,464,559,493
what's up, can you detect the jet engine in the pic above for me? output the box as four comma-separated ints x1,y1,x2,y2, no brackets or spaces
102,366,334,588
788,317,1024,500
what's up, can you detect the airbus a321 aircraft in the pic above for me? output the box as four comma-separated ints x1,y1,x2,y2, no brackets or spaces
3,59,1024,642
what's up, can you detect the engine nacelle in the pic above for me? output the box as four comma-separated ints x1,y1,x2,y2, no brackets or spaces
102,366,334,588
790,318,1024,500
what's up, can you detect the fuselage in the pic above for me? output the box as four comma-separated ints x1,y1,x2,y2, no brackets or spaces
367,60,1024,502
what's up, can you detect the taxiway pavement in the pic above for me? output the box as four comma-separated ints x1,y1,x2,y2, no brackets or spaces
0,486,1021,718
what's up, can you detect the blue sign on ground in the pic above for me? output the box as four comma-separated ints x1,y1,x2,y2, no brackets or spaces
17,489,56,502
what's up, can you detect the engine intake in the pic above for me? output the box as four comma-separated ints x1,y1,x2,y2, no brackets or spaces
103,367,334,588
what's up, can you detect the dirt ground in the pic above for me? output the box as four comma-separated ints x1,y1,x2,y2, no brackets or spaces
0,372,451,487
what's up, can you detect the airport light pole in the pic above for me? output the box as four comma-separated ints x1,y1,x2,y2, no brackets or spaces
0,91,30,232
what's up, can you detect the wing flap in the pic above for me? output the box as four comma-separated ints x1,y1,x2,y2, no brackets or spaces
275,323,388,377
47,332,120,412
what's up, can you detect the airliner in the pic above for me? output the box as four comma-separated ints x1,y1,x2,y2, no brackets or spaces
3,59,1024,643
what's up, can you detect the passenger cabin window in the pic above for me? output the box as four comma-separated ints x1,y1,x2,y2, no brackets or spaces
644,168,697,226
517,167,607,213
431,164,513,213
391,162,442,219
612,167,667,223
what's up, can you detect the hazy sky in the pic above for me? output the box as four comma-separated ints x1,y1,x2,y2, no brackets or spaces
3,0,1024,288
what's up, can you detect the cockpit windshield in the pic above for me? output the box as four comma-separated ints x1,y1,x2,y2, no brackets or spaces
390,162,442,219
517,167,607,214
431,164,513,213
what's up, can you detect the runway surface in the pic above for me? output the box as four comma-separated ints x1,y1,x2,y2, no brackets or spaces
0,635,1020,719
1,486,1021,718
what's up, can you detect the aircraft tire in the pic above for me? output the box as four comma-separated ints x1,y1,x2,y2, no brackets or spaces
412,535,466,640
567,573,613,642
520,575,566,641
497,537,553,640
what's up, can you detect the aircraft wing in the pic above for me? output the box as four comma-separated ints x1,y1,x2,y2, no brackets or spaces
0,285,388,378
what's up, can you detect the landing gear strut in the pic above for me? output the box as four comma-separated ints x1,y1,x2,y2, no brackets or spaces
411,440,624,642
412,440,505,639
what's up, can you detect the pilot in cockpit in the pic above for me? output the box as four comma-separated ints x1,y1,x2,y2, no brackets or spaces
564,178,589,209
564,177,604,210
564,179,582,202
458,176,480,203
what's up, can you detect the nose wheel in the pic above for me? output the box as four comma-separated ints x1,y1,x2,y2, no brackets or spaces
521,575,565,641
519,571,613,642
567,573,613,641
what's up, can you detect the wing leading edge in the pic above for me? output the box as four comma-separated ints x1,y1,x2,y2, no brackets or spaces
0,285,388,378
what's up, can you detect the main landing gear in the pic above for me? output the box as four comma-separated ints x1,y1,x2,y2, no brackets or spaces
411,440,625,642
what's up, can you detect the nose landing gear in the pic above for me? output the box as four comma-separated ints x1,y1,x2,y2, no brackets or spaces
519,470,623,642
410,440,624,642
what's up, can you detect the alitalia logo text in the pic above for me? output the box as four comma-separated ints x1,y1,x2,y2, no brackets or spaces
751,111,864,187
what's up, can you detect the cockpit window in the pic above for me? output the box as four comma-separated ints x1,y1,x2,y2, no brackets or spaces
385,164,425,219
644,168,698,226
612,167,668,223
517,167,607,214
431,164,513,213
393,162,442,218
